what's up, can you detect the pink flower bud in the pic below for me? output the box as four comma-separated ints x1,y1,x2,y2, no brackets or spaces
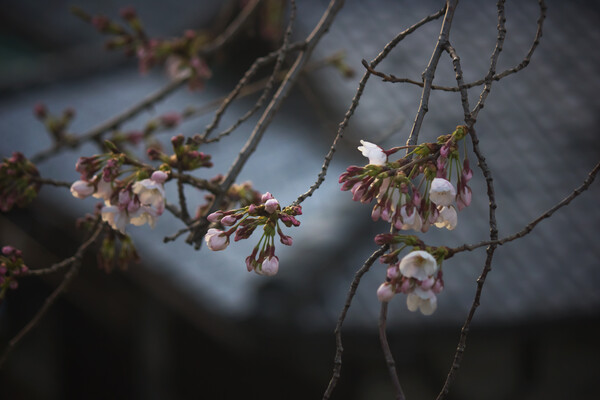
221,215,237,226
377,282,395,302
245,255,254,272
9,280,18,290
420,276,435,290
151,170,168,183
205,228,229,251
399,279,412,294
70,180,95,199
207,211,223,223
432,279,444,294
260,256,279,276
2,246,15,256
264,198,279,214
261,192,274,203
279,234,293,246
387,265,400,280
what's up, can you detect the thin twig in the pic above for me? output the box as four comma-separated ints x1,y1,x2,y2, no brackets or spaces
32,177,72,188
294,5,447,206
0,221,103,367
199,0,263,56
27,220,103,276
406,0,458,149
471,0,507,119
322,244,388,400
378,302,406,400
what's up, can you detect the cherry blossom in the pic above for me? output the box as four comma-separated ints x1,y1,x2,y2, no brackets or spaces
435,205,458,230
429,178,456,206
406,287,437,315
357,140,387,166
399,250,438,281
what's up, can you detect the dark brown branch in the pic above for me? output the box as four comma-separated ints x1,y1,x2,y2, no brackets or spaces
406,0,458,149
294,5,447,206
32,177,72,188
199,0,263,56
379,302,406,400
436,3,509,397
322,244,389,400
471,0,507,119
27,220,103,276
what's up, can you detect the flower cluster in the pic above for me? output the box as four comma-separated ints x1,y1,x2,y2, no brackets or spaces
0,152,41,212
0,246,28,300
72,6,212,90
339,126,472,233
148,134,212,171
376,250,444,315
70,152,168,234
205,193,301,276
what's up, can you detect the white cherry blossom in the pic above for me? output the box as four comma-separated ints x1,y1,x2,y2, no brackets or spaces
429,178,456,206
434,205,458,230
406,287,437,315
399,250,438,281
357,140,387,166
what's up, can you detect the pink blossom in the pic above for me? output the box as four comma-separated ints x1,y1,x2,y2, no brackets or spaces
264,198,279,214
205,228,229,251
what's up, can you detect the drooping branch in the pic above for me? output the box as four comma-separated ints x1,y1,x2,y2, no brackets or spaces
379,302,406,400
322,244,389,400
0,221,103,367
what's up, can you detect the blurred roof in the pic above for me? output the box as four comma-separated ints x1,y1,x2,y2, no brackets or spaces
1,0,599,334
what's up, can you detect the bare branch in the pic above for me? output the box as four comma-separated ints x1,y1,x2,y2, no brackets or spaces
322,244,388,399
406,0,458,149
379,302,406,400
0,221,103,367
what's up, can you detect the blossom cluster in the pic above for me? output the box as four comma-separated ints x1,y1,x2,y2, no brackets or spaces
205,193,301,276
339,126,472,315
70,152,167,234
0,246,28,300
148,133,213,171
339,126,472,234
72,6,212,89
0,152,41,212
376,250,444,316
